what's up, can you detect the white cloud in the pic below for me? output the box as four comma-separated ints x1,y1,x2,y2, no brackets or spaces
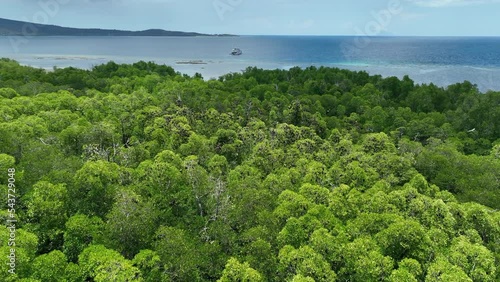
288,19,315,29
399,12,427,20
405,0,500,7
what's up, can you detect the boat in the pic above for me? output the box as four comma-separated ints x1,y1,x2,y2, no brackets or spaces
231,48,242,56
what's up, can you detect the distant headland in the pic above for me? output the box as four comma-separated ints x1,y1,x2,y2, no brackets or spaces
0,18,236,37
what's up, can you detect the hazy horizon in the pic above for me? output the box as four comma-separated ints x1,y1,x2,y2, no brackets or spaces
3,16,500,38
1,0,500,36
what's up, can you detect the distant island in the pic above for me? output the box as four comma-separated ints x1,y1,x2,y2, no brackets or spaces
0,18,235,37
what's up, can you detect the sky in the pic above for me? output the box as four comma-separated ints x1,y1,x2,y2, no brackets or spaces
1,0,500,36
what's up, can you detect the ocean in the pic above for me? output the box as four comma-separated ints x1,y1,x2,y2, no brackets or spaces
1,36,499,92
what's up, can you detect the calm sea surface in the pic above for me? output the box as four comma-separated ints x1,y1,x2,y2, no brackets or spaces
1,36,499,92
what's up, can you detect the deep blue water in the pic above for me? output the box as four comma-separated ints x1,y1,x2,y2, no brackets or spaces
1,36,499,92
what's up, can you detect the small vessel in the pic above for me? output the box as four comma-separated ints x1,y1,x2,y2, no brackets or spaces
231,48,242,56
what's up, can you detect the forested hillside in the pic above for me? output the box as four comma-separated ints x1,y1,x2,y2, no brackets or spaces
0,58,499,281
0,17,213,36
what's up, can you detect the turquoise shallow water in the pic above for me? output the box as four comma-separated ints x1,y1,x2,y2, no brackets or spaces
1,36,499,92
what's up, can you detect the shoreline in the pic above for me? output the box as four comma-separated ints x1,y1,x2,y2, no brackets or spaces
7,56,500,93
